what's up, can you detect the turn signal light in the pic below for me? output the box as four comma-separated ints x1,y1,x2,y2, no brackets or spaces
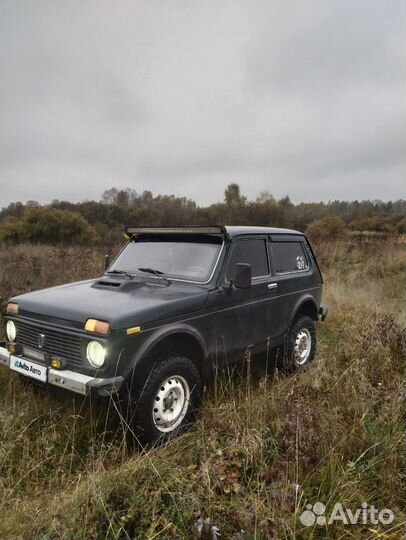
126,326,141,336
6,303,19,315
84,319,110,335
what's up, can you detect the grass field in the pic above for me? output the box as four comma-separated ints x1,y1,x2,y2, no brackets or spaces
0,238,404,539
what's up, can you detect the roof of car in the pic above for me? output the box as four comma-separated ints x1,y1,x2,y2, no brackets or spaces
224,226,303,237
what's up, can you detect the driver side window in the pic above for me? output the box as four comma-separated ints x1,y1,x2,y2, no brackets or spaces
225,238,269,282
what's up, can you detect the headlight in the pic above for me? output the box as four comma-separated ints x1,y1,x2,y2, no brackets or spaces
6,320,17,342
86,341,106,368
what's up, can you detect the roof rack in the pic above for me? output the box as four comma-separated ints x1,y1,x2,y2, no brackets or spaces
125,226,226,236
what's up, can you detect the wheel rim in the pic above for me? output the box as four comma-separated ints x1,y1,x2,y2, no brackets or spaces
294,328,312,365
152,375,190,433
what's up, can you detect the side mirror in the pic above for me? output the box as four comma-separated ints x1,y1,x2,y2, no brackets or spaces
104,254,110,271
233,263,252,289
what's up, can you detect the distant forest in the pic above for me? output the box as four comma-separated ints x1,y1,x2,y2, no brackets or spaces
0,184,405,244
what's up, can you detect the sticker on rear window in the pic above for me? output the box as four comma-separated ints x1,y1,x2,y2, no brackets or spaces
296,255,306,270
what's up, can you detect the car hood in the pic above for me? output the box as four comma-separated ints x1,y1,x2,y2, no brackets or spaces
11,276,209,330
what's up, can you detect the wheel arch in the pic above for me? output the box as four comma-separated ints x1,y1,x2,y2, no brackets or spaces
130,324,207,380
290,296,319,325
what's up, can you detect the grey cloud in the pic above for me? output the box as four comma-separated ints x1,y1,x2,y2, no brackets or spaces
0,0,404,208
245,2,402,95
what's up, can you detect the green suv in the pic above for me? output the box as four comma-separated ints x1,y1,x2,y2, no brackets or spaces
1,226,327,443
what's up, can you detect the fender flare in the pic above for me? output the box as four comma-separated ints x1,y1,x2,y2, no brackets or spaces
290,294,319,326
130,323,208,373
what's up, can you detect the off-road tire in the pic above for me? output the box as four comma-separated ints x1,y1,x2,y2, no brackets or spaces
125,356,202,445
279,315,317,373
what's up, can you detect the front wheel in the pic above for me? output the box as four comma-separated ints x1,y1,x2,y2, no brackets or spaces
280,315,317,373
126,356,202,444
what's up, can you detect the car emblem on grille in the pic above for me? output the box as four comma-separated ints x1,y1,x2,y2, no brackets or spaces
38,333,46,348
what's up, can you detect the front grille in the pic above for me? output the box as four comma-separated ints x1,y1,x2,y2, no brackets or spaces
15,320,83,368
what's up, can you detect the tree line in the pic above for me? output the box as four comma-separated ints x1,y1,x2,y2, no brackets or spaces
0,184,405,245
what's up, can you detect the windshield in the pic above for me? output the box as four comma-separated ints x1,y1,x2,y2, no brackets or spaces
109,237,223,282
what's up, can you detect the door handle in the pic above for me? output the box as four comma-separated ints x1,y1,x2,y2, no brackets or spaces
267,283,278,290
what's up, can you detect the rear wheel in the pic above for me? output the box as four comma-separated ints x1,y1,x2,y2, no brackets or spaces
126,356,202,444
280,315,317,372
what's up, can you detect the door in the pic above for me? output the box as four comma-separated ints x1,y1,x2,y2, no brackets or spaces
218,236,273,360
233,235,315,352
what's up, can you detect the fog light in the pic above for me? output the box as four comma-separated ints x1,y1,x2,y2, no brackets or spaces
86,341,106,368
6,320,17,342
51,358,62,369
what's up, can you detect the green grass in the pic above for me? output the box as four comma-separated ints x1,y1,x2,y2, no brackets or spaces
0,238,404,539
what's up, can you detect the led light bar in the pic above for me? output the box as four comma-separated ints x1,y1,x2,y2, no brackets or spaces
125,226,226,235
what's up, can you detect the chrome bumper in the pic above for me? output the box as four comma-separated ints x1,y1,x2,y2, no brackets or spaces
0,346,123,396
0,346,9,367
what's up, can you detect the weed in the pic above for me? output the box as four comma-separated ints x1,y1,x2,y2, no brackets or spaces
0,238,404,539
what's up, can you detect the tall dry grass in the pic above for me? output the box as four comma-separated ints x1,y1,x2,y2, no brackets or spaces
0,238,404,539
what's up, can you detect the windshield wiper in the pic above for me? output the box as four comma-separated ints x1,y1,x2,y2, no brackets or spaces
137,267,171,285
137,267,164,276
106,269,135,279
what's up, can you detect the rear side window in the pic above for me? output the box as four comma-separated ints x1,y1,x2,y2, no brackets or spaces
271,242,309,274
226,239,269,280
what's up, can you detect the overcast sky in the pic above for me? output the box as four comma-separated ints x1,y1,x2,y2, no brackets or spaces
0,1,404,208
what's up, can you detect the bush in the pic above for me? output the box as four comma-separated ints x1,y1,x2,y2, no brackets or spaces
0,207,95,245
349,215,394,233
396,217,406,234
305,215,346,240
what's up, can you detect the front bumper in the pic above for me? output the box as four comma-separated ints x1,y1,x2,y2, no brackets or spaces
0,345,124,397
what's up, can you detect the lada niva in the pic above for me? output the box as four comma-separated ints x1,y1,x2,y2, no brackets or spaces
1,226,327,442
